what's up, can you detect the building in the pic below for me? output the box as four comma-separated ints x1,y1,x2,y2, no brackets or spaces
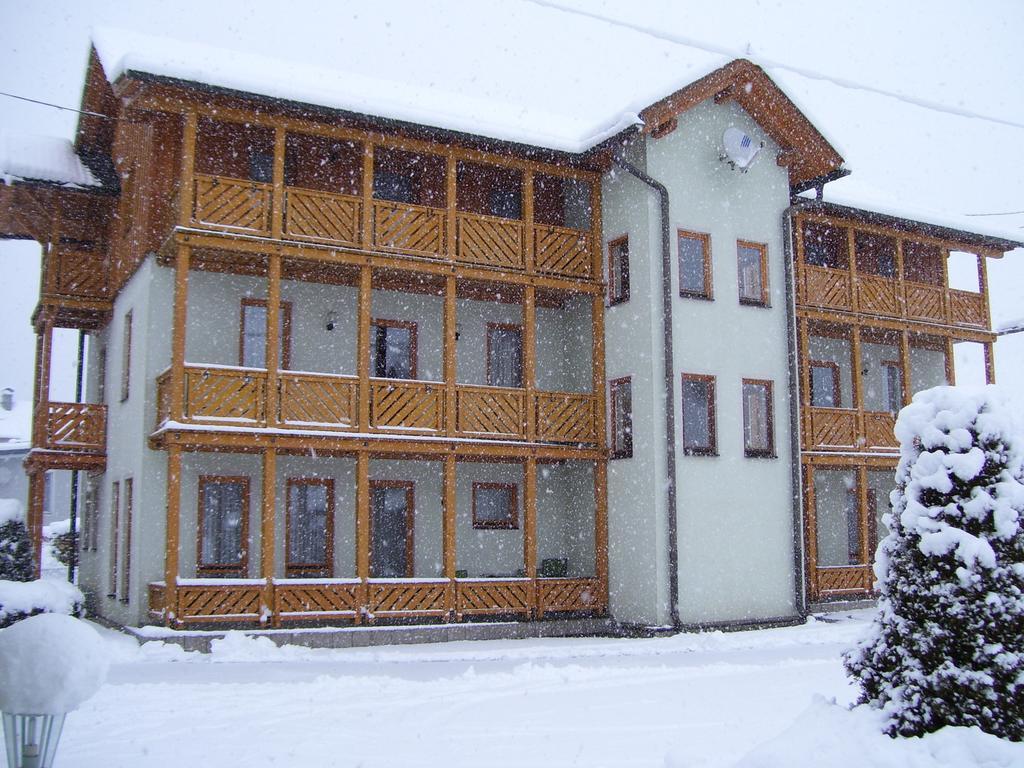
0,27,1018,632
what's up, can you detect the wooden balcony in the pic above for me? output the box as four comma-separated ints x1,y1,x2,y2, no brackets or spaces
184,172,595,282
812,565,874,599
41,402,107,454
802,406,898,452
150,576,604,626
157,365,602,446
799,264,988,329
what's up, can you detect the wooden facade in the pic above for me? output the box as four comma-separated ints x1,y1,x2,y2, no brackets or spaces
792,208,1000,602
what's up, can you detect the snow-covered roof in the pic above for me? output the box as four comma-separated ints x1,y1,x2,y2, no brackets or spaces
0,394,32,444
89,11,1024,247
0,134,99,189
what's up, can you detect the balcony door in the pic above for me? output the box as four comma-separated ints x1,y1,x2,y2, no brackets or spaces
372,320,417,380
370,481,414,578
487,323,523,388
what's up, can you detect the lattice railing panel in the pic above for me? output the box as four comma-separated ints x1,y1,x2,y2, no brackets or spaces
372,201,445,257
155,371,171,425
184,367,266,423
538,578,601,615
285,188,362,247
193,174,272,235
456,387,525,438
807,407,858,449
176,585,263,621
274,582,361,617
803,266,852,310
856,274,901,317
368,582,448,616
279,373,357,428
455,213,525,270
534,224,592,279
53,250,109,299
864,411,898,449
905,282,946,323
816,566,873,595
147,583,167,617
536,392,598,444
44,402,106,452
457,580,532,615
949,289,987,328
371,380,443,431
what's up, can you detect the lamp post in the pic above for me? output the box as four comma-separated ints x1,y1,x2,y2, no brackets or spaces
0,613,109,768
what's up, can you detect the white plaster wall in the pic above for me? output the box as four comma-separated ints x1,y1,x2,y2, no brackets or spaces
809,335,854,407
368,458,443,577
371,290,443,381
184,270,263,367
649,99,798,624
601,144,672,627
537,461,595,578
282,282,358,375
455,461,524,577
454,298,521,385
861,340,900,411
536,297,592,393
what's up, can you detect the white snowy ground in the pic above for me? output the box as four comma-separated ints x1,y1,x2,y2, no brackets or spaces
16,609,1023,768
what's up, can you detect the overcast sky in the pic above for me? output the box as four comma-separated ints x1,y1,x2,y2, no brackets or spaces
0,0,1021,405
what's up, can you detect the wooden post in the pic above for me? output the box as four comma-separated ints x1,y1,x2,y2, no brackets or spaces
940,248,951,324
444,275,457,437
261,447,277,624
443,454,457,618
847,228,859,313
850,325,864,441
524,286,537,441
592,293,606,448
358,266,372,431
803,463,818,601
32,317,53,448
361,143,374,250
265,252,281,427
857,465,870,572
589,175,602,281
899,330,912,406
445,153,457,262
797,317,811,446
164,445,182,626
594,458,608,612
978,254,992,327
271,127,286,240
894,239,906,318
984,343,996,384
356,451,370,582
524,457,538,616
523,170,535,274
945,337,957,385
179,112,198,227
169,244,190,422
27,470,45,579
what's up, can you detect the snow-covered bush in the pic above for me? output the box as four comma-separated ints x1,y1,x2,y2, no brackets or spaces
0,578,84,628
845,386,1024,742
0,498,33,581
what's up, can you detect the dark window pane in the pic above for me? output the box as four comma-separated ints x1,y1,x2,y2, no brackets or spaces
679,234,707,295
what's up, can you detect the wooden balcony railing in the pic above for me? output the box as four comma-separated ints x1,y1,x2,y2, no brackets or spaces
534,224,592,279
45,249,110,301
800,264,988,329
150,576,604,625
192,174,272,236
812,565,874,599
371,200,446,258
157,366,601,446
455,212,526,270
802,406,898,452
42,402,107,453
284,188,362,247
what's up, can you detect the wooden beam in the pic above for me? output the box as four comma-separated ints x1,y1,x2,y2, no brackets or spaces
265,252,282,427
169,244,190,422
802,463,818,600
179,111,197,227
524,456,537,615
444,275,457,437
523,169,535,274
26,470,45,579
984,342,996,384
356,451,370,583
271,126,286,239
261,447,277,623
850,326,864,439
857,465,870,572
594,458,608,610
357,266,372,431
945,337,957,385
164,444,182,625
445,153,457,261
443,454,456,618
361,142,374,250
592,293,606,449
31,319,53,448
524,286,537,441
899,330,912,406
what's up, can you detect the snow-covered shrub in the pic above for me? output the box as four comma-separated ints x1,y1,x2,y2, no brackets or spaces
0,578,84,628
0,498,33,582
845,386,1024,742
43,518,75,567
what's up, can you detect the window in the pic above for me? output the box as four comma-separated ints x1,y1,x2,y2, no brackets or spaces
372,319,417,379
737,241,769,306
883,361,904,413
742,379,775,458
487,324,523,388
97,347,107,404
854,231,897,278
472,482,518,529
801,221,849,270
609,377,633,459
681,374,716,456
369,480,415,578
678,230,712,299
108,481,120,597
82,475,99,552
286,478,334,577
607,235,630,305
240,299,292,369
809,361,841,408
198,476,249,577
120,311,132,402
249,151,274,183
373,170,414,203
121,478,133,603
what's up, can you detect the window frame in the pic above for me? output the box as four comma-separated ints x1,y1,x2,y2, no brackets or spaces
486,322,524,388
371,318,419,380
239,298,293,370
607,234,630,306
882,360,904,413
742,378,776,458
285,477,335,578
121,477,133,603
472,482,519,530
736,240,770,307
369,479,416,578
681,373,717,457
609,376,633,459
809,360,842,408
120,311,132,402
678,229,713,300
108,480,120,598
197,475,251,577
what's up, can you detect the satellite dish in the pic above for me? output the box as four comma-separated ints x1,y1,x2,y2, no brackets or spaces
721,127,763,171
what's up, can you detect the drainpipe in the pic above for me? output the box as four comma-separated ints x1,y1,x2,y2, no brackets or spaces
611,154,681,629
67,330,86,584
782,206,807,617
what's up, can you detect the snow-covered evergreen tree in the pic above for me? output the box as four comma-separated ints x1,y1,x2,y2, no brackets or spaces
0,501,34,582
845,386,1024,741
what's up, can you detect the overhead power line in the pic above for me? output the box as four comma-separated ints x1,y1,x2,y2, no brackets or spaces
0,90,113,120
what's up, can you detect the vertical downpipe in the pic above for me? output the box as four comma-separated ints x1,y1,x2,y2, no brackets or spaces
68,329,86,584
